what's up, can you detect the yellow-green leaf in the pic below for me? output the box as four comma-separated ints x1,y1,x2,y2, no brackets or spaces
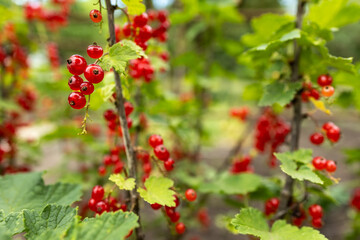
122,0,146,15
109,174,135,191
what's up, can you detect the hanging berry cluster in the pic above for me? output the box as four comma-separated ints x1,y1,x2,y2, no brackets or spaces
149,134,175,172
230,155,253,174
264,197,280,216
88,185,127,214
308,204,323,228
312,156,337,173
309,121,341,146
302,73,335,102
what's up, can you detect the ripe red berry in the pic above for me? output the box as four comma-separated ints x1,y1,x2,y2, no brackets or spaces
88,198,97,211
309,204,323,218
124,102,134,116
164,158,175,171
174,195,180,208
87,43,103,59
133,13,149,28
80,82,94,95
104,109,117,121
165,206,175,218
265,197,280,215
185,189,197,202
310,132,324,145
317,74,333,87
149,134,164,148
68,75,83,90
322,122,336,132
321,85,335,97
310,89,320,100
150,203,162,210
153,145,170,161
175,222,186,234
92,185,104,201
311,217,323,228
143,162,152,174
96,201,108,214
301,90,311,102
138,25,152,41
67,55,87,75
89,9,102,23
157,10,168,23
84,64,104,84
123,23,132,37
98,166,106,176
68,92,86,109
325,160,337,172
326,127,341,143
312,156,327,170
170,211,180,223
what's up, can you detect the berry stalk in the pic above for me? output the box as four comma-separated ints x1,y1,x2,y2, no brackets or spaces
104,0,143,239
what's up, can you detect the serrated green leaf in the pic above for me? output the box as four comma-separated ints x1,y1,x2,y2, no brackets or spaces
259,82,302,107
109,174,135,191
198,173,262,195
0,211,23,235
276,149,313,164
24,205,77,240
137,176,176,207
98,40,145,74
121,0,146,15
231,207,328,240
0,225,11,240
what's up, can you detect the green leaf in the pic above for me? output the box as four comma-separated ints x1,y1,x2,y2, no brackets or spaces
109,174,135,191
121,0,146,15
137,176,176,207
0,225,11,240
0,211,24,235
98,40,146,74
259,82,302,107
198,173,262,195
24,205,77,240
231,207,328,240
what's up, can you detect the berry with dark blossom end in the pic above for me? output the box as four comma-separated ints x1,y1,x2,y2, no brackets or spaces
175,222,186,234
84,64,104,84
80,82,94,95
312,156,327,170
91,185,104,201
310,132,324,145
154,145,170,161
95,201,108,214
325,160,337,172
321,85,335,97
149,134,163,148
164,158,175,171
68,75,83,90
89,9,102,23
87,43,103,59
68,92,86,109
317,74,333,87
133,13,149,28
185,189,197,202
67,55,87,75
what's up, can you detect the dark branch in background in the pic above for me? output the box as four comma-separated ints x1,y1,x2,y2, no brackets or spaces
277,0,306,219
104,1,144,239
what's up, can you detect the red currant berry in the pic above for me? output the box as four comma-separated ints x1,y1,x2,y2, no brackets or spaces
103,155,113,166
80,82,94,95
113,162,124,174
326,127,341,143
301,90,311,102
321,85,335,97
310,132,324,145
148,134,163,148
310,89,320,100
311,217,323,228
92,185,104,201
150,203,162,210
87,43,103,59
104,109,117,121
153,145,170,161
170,211,180,223
157,10,168,23
175,222,186,234
174,195,180,208
123,23,132,37
67,55,87,75
133,13,149,28
98,166,106,176
84,64,104,84
317,74,333,87
95,201,108,214
165,206,175,218
68,92,86,109
138,25,152,41
89,9,102,23
322,122,336,132
309,204,323,218
88,198,97,212
124,101,134,116
68,75,83,90
185,189,197,202
143,162,152,174
164,158,175,171
325,160,337,172
312,156,327,170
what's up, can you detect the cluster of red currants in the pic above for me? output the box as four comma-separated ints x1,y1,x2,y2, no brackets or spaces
129,58,155,83
264,197,280,216
292,208,306,227
103,101,134,135
312,156,337,172
88,185,127,214
350,188,360,211
148,134,175,172
308,204,323,228
24,0,74,31
67,44,104,109
310,121,341,145
254,109,290,167
98,145,125,177
229,106,249,121
302,74,335,102
230,155,253,174
16,88,37,112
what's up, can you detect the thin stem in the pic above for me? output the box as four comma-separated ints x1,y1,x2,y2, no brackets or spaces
104,1,144,239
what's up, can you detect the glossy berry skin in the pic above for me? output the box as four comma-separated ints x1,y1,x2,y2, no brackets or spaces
322,122,336,131
309,204,323,218
325,160,337,172
149,134,163,148
321,85,335,97
67,55,87,75
310,89,320,100
87,44,103,59
80,82,94,95
124,102,134,116
310,132,324,145
153,145,170,161
157,10,168,22
88,198,97,212
96,201,108,214
138,25,153,41
317,74,333,87
170,212,180,223
133,13,149,28
326,127,341,143
175,222,186,234
185,189,197,202
265,197,280,216
312,217,323,228
84,64,104,84
68,75,83,90
164,158,175,171
312,156,327,170
150,203,162,210
68,92,86,109
89,9,102,23
92,185,105,201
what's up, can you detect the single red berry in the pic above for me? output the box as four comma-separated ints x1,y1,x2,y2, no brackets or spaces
148,134,163,148
311,217,323,228
124,102,134,116
309,204,323,218
312,156,327,170
67,55,87,75
104,109,117,121
68,92,86,109
133,13,149,28
98,165,106,176
185,189,197,202
88,198,97,212
143,162,152,174
325,160,337,172
164,158,175,171
310,132,324,145
165,206,175,218
154,145,170,161
103,155,113,166
326,127,341,143
322,122,336,132
157,10,168,22
87,43,103,59
123,23,132,37
138,25,152,41
321,85,335,97
150,203,162,210
80,82,94,95
95,201,108,214
84,64,104,84
68,75,83,90
174,195,180,207
317,74,333,87
113,162,124,174
170,211,180,223
310,89,320,100
175,222,186,234
89,9,102,23
92,185,105,201
301,90,311,102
